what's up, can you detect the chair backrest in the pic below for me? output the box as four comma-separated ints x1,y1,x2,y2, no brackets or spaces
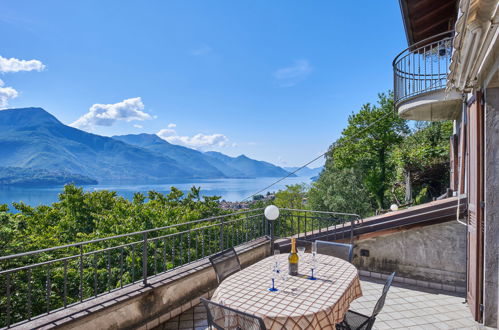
315,240,354,262
209,248,242,283
201,298,267,330
371,272,396,317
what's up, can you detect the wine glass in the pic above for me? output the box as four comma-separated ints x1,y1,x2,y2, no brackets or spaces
273,250,281,274
297,246,305,259
268,263,278,292
312,241,317,254
279,270,288,291
309,251,319,280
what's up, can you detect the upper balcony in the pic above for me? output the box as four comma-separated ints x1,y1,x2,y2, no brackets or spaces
393,31,462,121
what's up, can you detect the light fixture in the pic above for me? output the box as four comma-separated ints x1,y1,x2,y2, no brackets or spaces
390,204,399,212
264,205,280,221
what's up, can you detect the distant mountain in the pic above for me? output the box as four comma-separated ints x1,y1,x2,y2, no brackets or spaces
112,134,230,178
113,134,292,178
204,151,293,178
0,167,97,186
0,108,190,183
283,166,323,178
0,108,292,185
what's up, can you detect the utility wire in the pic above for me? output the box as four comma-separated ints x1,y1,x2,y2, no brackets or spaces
242,111,395,201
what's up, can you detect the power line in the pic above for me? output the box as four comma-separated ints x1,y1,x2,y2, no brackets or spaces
242,110,396,201
242,151,328,201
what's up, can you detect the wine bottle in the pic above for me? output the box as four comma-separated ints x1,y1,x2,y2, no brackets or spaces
288,238,299,276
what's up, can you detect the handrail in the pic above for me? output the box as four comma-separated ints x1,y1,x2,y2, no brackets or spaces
392,30,455,67
393,30,455,106
0,208,264,261
280,208,361,219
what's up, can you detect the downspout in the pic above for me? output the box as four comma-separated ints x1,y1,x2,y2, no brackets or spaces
456,94,468,226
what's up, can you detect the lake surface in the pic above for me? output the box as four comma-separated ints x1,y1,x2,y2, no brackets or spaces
0,176,313,210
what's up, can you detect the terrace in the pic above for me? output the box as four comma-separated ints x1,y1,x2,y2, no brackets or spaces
0,203,480,329
163,277,476,330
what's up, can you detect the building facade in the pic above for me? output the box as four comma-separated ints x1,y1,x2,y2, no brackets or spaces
394,0,498,327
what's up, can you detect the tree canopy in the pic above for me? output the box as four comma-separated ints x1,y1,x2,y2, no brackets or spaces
309,91,453,216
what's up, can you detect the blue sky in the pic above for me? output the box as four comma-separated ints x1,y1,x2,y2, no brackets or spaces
0,1,406,167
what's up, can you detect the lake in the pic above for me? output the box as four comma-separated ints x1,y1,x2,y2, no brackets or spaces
0,176,313,211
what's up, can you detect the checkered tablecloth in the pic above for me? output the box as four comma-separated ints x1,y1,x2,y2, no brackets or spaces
211,253,362,329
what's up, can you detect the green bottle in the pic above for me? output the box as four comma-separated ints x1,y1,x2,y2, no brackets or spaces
288,238,299,276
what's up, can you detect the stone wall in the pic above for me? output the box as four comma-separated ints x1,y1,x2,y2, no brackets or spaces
18,238,270,330
353,220,467,287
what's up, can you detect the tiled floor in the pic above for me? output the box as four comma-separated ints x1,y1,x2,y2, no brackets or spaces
155,276,481,330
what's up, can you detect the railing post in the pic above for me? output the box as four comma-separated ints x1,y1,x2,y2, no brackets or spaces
349,218,357,245
269,217,275,255
219,218,224,251
79,244,83,302
142,232,148,286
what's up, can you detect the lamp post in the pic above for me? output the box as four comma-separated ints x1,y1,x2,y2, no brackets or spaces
264,205,279,254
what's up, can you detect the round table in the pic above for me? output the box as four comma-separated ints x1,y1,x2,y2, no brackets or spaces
211,253,363,330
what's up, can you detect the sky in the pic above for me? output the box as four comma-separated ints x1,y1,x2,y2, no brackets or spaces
0,1,407,167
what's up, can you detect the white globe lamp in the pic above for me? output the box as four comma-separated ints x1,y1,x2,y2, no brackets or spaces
264,205,280,221
390,204,399,212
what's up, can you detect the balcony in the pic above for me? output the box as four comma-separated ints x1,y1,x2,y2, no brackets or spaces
393,31,462,121
0,202,476,329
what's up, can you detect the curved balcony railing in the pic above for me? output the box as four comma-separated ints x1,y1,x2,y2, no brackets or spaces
393,31,454,106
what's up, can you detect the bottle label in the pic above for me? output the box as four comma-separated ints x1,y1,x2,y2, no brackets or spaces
289,263,298,276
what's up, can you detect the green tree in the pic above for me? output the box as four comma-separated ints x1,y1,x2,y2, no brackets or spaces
331,92,408,210
392,121,453,204
308,166,373,217
273,184,307,209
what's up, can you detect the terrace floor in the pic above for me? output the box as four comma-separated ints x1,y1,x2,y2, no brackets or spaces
154,276,484,330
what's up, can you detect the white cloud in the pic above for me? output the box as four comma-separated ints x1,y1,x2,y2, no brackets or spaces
0,79,19,108
190,45,212,56
133,124,143,129
273,60,312,87
167,123,176,128
0,55,45,73
157,126,229,149
70,97,152,130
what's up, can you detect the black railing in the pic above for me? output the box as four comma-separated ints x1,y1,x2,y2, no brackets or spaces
0,208,359,328
393,31,454,105
276,208,360,243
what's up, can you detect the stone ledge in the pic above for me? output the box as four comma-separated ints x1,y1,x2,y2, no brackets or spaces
358,270,466,295
13,237,270,330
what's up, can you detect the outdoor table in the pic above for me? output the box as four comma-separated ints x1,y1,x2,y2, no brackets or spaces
211,253,363,329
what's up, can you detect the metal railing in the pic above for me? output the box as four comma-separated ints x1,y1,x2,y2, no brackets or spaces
0,208,359,328
276,208,361,244
393,31,454,106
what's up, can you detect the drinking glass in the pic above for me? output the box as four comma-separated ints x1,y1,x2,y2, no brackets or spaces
297,246,305,259
279,270,288,291
268,263,278,291
273,250,281,274
309,252,318,280
312,241,317,254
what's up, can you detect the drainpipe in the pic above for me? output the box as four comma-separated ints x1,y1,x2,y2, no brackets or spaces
456,94,468,227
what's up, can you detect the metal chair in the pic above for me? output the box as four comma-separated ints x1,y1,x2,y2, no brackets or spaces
336,272,396,330
315,240,354,262
201,298,267,330
209,248,242,283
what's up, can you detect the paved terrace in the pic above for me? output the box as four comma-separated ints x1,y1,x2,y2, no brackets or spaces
155,276,481,330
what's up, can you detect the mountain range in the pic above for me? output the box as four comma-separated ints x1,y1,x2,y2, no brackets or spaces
283,166,323,178
0,107,295,185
